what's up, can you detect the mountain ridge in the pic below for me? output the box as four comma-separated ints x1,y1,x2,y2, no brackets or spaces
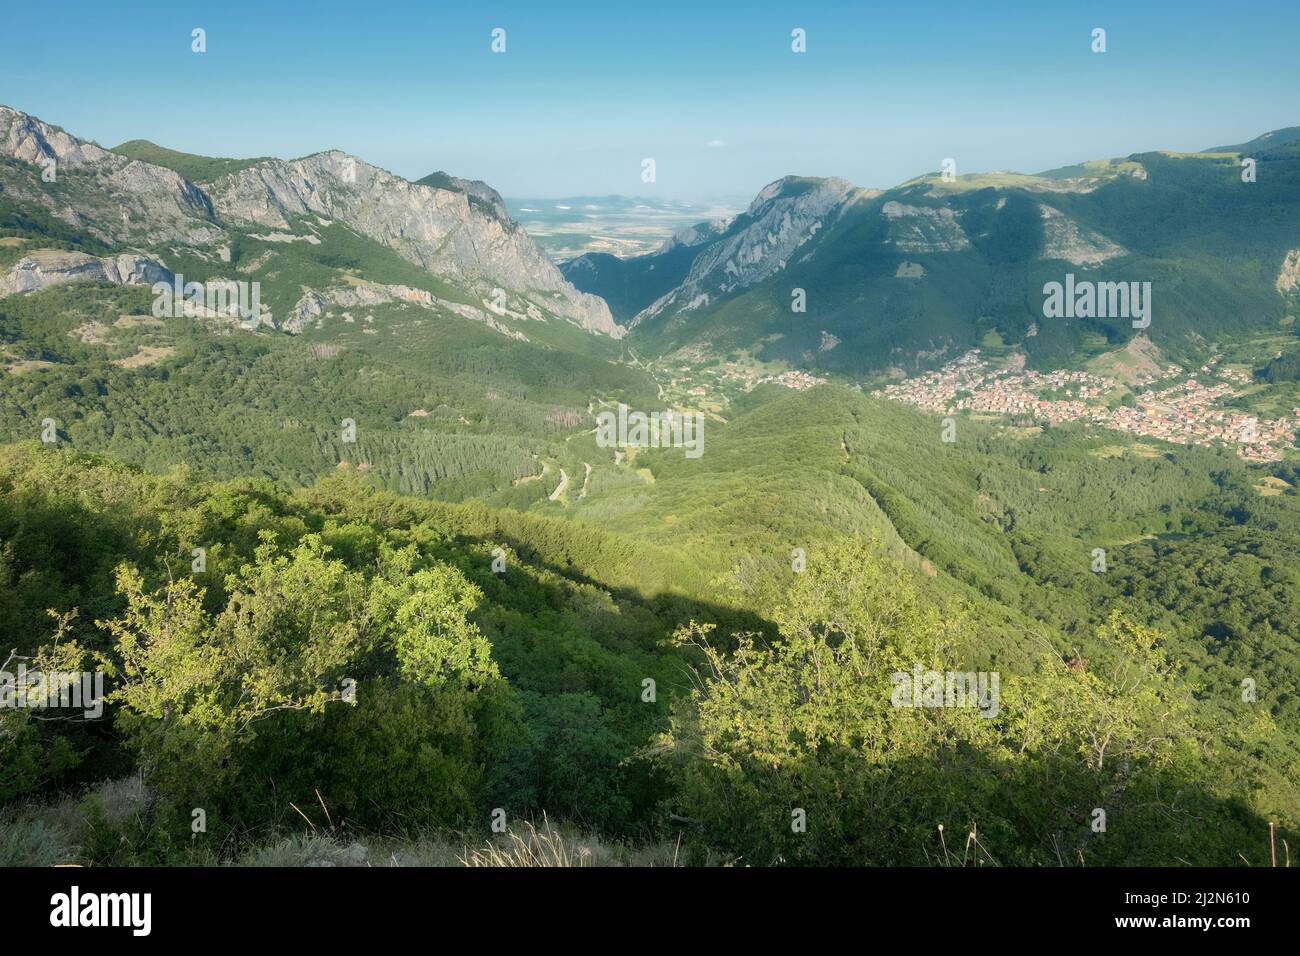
0,105,621,339
561,127,1300,373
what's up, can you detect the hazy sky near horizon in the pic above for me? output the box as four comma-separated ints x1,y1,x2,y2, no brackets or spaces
2,0,1298,200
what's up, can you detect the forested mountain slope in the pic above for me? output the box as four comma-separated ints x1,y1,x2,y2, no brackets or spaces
0,283,653,500
4,376,1296,865
1,105,1296,869
563,130,1300,375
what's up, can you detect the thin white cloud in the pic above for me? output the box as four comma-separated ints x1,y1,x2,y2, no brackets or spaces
705,139,727,148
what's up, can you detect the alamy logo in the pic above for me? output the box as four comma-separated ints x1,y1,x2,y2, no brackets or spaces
152,275,264,328
50,886,151,936
890,665,1000,718
0,666,104,718
595,403,704,459
1042,273,1151,329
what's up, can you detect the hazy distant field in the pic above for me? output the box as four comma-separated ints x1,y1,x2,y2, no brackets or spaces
506,195,744,260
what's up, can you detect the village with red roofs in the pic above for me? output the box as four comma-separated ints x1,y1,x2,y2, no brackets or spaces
876,350,1297,462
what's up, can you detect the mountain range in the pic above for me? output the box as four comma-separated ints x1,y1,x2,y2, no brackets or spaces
6,104,1299,380
564,129,1300,374
0,106,620,342
3,104,1300,868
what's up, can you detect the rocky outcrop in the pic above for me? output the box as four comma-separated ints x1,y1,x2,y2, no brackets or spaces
1038,204,1125,265
0,105,620,338
1277,249,1300,296
629,176,855,329
206,151,621,337
284,281,528,340
559,217,739,324
416,171,510,221
2,108,111,166
657,217,733,255
0,250,173,297
0,106,221,248
880,200,970,253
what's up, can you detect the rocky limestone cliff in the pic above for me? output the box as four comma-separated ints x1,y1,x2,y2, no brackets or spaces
629,176,855,329
0,106,620,338
880,200,971,253
1277,249,1300,296
415,171,510,221
0,106,220,249
205,151,620,337
1038,204,1125,265
284,280,527,340
0,250,173,297
657,217,734,255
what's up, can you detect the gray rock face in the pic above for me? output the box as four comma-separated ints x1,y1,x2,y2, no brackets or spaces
206,151,621,337
880,200,970,253
3,108,111,166
657,217,734,255
1279,249,1300,296
0,106,221,248
283,280,527,341
0,250,173,297
629,176,856,329
417,170,510,221
1037,204,1125,265
0,106,620,338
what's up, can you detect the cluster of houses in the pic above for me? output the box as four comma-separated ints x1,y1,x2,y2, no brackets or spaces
758,369,829,390
876,350,1296,462
667,363,828,400
876,351,1117,425
1203,361,1253,385
1112,378,1293,462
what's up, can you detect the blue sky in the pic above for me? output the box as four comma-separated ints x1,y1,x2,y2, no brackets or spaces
2,0,1297,199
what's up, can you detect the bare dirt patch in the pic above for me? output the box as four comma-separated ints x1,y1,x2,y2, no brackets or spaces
114,314,163,329
112,345,177,368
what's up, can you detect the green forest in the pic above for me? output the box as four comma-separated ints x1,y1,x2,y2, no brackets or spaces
2,316,1297,864
1,102,1298,868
